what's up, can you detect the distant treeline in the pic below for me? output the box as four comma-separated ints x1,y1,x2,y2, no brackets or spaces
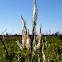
0,34,62,40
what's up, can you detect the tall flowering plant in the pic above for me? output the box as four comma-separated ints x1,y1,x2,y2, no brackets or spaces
16,0,48,62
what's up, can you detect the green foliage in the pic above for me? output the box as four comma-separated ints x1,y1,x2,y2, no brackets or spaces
0,36,62,62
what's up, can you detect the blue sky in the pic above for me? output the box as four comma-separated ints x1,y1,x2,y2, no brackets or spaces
0,0,62,35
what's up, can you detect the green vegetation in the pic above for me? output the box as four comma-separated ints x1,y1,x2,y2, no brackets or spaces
0,35,62,62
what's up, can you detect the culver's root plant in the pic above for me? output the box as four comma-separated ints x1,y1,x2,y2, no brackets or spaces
16,0,48,62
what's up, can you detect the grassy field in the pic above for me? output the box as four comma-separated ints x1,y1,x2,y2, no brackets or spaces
0,35,62,62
